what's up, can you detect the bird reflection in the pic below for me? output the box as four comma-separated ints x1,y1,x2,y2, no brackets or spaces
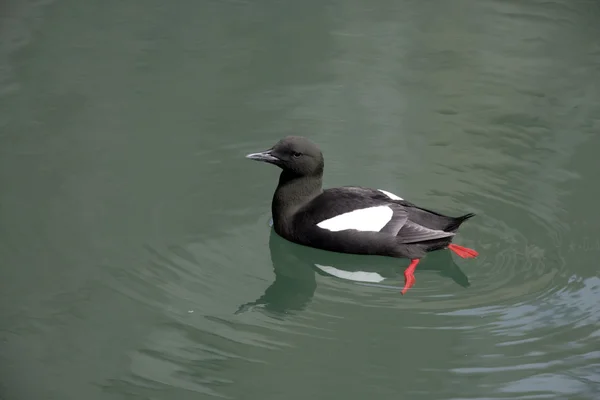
235,229,317,316
236,228,470,316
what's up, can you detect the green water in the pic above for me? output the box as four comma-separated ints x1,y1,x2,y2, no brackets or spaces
1,0,599,399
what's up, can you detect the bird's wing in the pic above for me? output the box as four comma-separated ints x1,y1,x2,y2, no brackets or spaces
310,187,455,243
313,203,408,235
396,221,455,243
304,187,406,235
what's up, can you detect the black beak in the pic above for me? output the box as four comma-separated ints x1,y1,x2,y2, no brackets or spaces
245,149,279,164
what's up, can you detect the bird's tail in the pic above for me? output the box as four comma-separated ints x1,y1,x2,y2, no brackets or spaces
444,212,475,232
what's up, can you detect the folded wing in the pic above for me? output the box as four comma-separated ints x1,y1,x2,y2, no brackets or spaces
396,220,455,243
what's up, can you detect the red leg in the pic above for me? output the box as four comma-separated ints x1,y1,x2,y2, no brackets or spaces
448,244,479,258
401,258,420,295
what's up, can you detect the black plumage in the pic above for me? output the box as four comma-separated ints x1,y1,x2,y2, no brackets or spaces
246,136,478,294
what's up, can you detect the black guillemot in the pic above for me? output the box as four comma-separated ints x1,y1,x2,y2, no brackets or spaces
246,136,478,294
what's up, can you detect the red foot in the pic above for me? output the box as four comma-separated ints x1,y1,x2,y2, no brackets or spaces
401,259,420,295
448,244,479,258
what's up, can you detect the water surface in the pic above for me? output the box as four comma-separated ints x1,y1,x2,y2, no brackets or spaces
1,0,599,399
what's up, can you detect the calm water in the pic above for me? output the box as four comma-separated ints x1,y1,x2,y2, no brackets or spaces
1,0,600,399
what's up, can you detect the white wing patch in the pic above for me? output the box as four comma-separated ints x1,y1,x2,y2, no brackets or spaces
316,206,393,232
314,264,385,283
378,189,403,200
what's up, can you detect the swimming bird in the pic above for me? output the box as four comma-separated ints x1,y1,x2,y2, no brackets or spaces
246,136,478,294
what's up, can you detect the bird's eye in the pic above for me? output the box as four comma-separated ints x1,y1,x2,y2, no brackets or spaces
292,152,302,158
